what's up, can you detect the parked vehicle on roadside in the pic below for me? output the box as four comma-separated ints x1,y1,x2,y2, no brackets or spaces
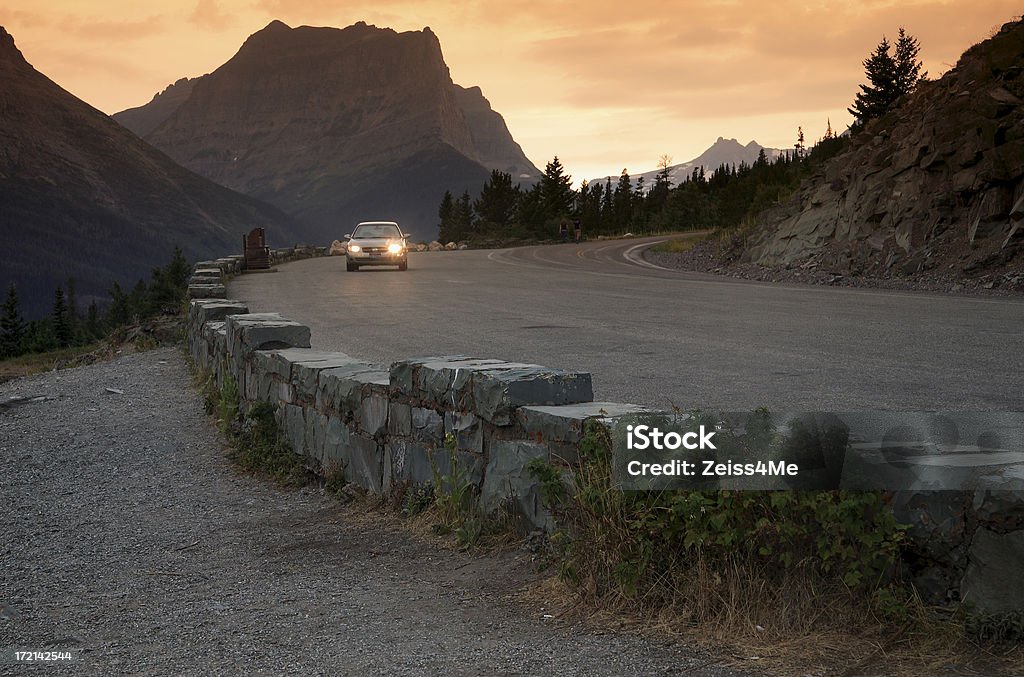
344,221,409,272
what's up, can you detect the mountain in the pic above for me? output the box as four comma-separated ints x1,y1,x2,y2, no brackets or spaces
115,77,197,137
0,26,308,318
114,21,540,241
590,137,783,189
743,19,1024,282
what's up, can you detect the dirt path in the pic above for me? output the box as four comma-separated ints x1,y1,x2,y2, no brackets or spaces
0,348,740,675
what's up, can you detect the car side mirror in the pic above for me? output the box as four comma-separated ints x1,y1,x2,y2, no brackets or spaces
403,234,412,240
343,233,351,239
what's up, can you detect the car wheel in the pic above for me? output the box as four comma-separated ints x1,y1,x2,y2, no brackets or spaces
398,260,408,271
347,261,358,272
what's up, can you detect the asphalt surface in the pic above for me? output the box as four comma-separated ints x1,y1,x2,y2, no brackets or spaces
231,237,1024,411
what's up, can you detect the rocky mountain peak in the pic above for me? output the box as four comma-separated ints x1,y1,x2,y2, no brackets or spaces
114,20,539,239
0,26,27,66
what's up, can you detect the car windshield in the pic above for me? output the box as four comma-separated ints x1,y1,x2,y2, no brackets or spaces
352,224,401,239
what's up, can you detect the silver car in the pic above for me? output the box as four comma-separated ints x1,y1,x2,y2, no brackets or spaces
344,221,409,272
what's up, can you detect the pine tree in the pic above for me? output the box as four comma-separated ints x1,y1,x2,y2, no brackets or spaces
613,170,632,229
600,178,614,232
52,287,72,348
540,156,574,221
437,190,455,239
165,246,190,294
107,282,131,327
128,280,149,320
893,27,925,96
0,284,27,359
473,170,520,226
85,300,103,340
849,35,898,124
441,191,473,242
456,191,473,236
849,29,923,126
65,277,78,321
516,183,546,236
648,158,672,215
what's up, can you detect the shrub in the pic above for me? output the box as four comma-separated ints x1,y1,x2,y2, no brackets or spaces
531,418,913,634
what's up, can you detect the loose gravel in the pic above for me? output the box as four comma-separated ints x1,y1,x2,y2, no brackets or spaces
644,242,1024,297
0,348,743,676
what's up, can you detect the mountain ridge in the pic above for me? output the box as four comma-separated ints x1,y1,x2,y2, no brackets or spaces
0,25,307,317
589,137,783,189
114,20,539,240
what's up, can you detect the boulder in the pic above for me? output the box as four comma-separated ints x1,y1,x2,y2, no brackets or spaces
329,239,346,255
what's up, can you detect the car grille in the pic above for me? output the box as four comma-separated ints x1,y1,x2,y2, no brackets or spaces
363,247,387,253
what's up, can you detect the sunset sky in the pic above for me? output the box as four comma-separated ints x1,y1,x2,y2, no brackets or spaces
3,1,1020,181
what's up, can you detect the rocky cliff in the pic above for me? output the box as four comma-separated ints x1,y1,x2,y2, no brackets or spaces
0,26,307,317
115,21,539,240
744,19,1024,287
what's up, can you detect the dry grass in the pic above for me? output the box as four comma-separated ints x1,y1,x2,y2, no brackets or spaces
515,569,1021,676
649,232,710,253
0,341,118,384
290,474,1022,674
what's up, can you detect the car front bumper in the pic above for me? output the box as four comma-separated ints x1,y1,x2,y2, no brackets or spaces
347,251,406,264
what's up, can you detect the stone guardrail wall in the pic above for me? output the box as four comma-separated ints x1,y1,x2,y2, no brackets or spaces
184,248,1023,616
186,247,646,532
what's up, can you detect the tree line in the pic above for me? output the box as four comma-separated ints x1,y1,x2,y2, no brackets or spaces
437,134,848,243
0,247,191,360
435,26,923,242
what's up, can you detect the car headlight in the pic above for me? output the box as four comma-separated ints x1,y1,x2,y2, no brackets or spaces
348,244,361,253
387,243,404,254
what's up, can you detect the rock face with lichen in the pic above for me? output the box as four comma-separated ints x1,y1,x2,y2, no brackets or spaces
744,19,1024,284
115,20,538,241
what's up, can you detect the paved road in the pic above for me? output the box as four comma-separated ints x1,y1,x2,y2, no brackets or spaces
231,238,1024,411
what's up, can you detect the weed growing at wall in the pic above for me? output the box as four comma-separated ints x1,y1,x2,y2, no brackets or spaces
229,401,312,487
401,484,434,518
429,432,513,549
215,375,240,435
530,419,919,637
197,368,312,488
968,610,1024,646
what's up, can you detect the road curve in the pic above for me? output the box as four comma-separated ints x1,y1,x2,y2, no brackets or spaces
230,238,1024,411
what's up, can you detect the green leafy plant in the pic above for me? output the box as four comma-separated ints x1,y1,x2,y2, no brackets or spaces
215,374,240,434
431,432,476,529
229,401,311,487
538,417,915,634
401,483,435,517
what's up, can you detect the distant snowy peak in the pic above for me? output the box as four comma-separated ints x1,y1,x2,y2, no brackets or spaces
589,137,784,188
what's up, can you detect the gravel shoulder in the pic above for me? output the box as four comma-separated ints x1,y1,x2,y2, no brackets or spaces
644,241,1024,297
0,348,739,676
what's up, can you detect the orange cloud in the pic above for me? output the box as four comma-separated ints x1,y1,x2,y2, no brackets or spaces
2,0,1021,181
190,0,235,31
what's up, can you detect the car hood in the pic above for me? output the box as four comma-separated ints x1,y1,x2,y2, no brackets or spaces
349,237,403,246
